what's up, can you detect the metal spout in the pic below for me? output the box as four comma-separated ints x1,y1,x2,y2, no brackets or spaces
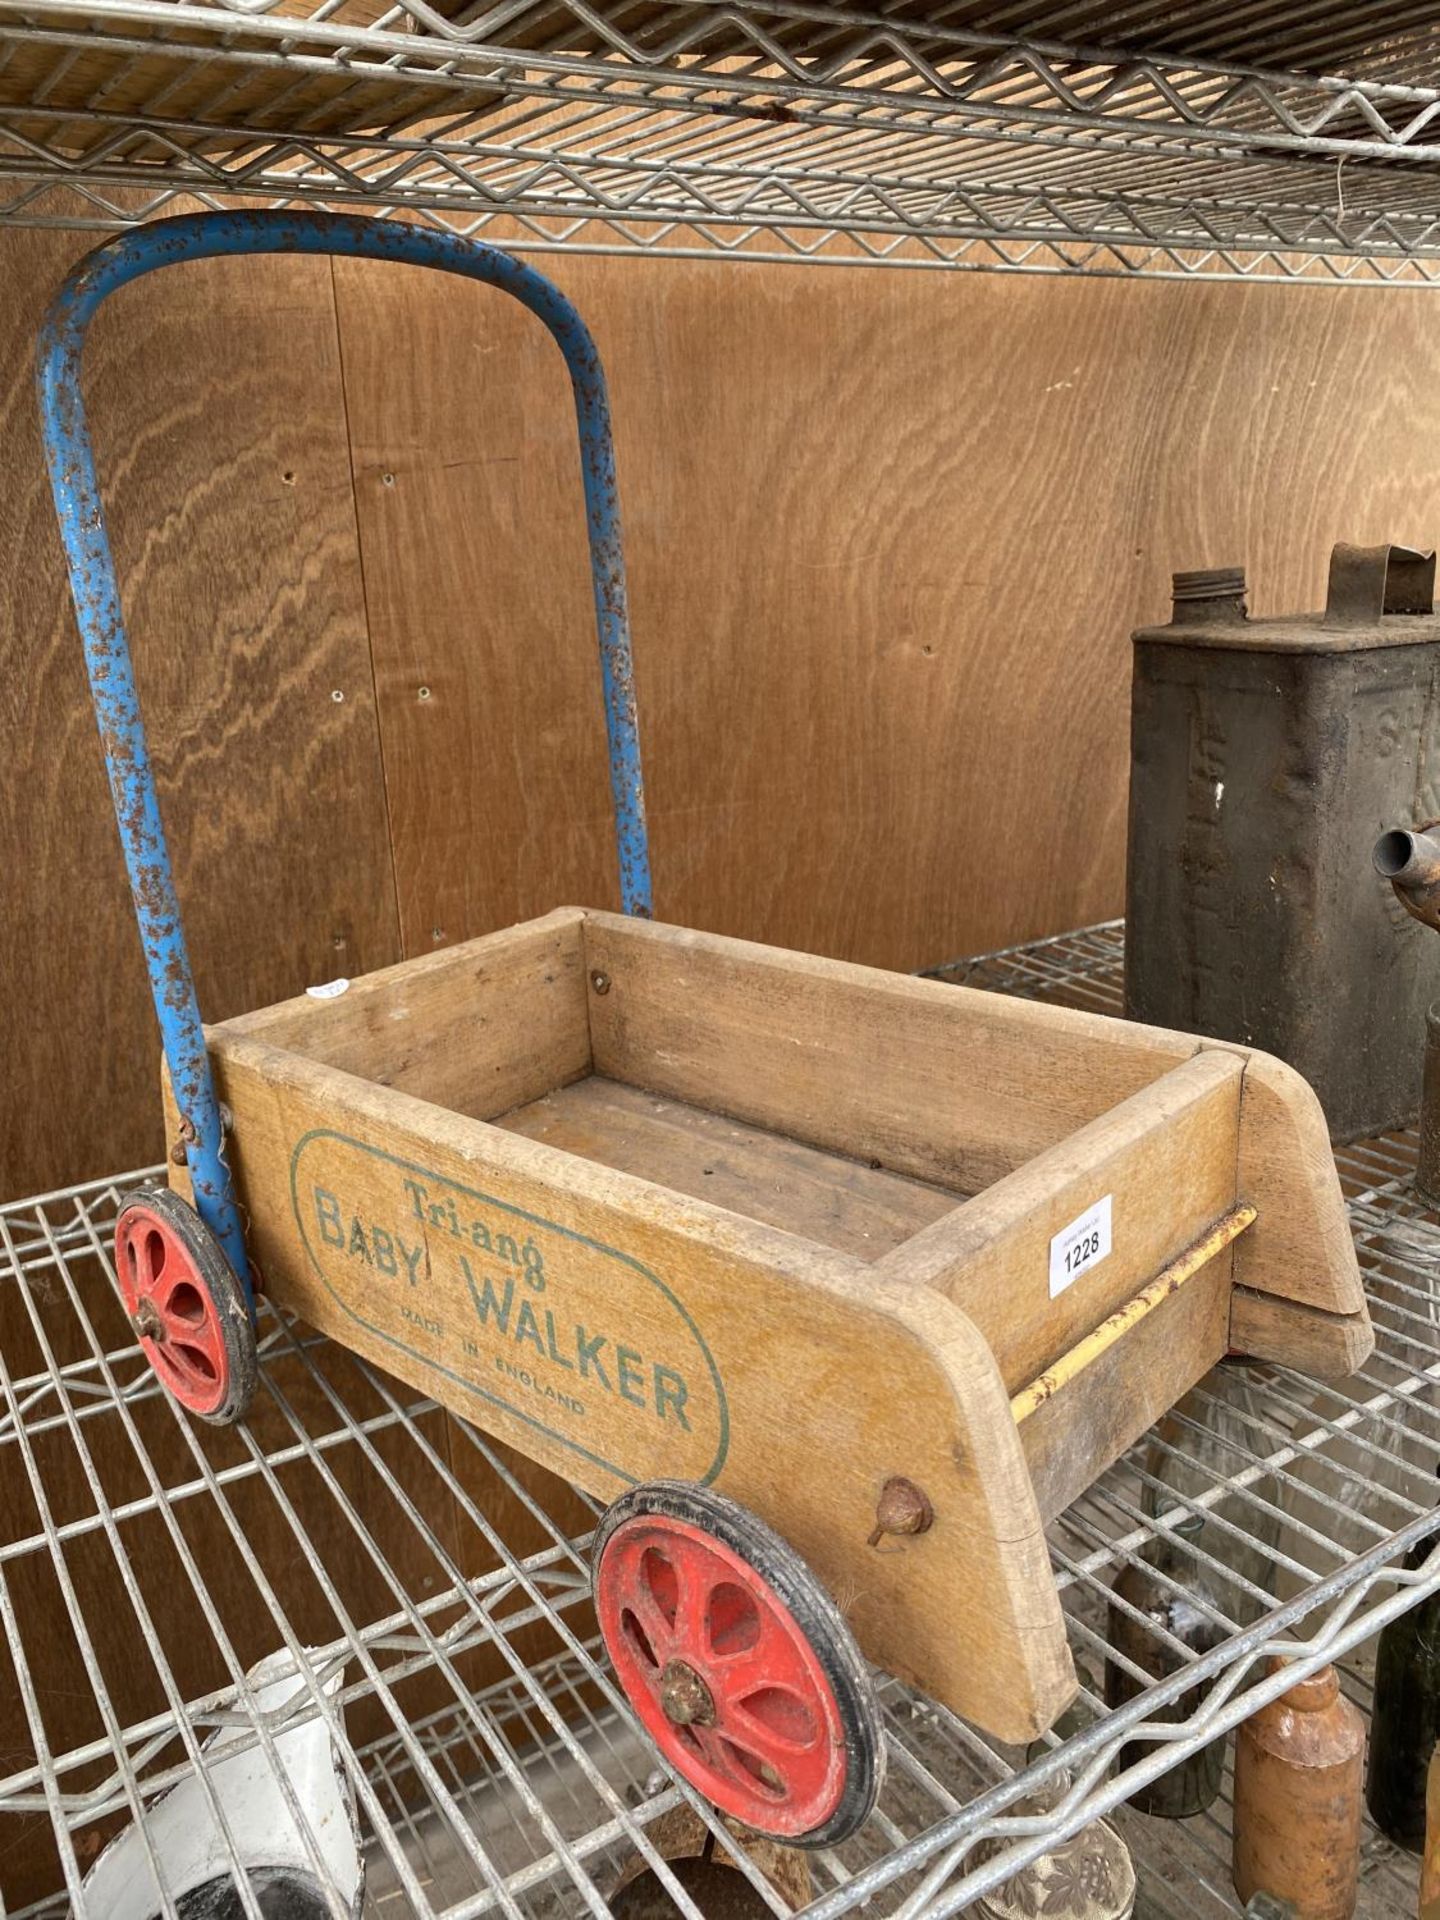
1375,825,1440,1203
1374,825,1440,932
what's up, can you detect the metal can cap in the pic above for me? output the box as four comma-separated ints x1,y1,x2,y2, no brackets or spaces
1172,566,1247,602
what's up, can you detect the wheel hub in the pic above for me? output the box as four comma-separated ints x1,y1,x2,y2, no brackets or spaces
132,1297,167,1343
659,1659,715,1727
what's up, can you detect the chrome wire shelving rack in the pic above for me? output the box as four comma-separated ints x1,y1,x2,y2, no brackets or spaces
1,920,1437,1919
5,2,1440,281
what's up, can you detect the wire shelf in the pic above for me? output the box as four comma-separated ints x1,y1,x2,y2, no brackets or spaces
1,920,1437,1917
6,3,1440,280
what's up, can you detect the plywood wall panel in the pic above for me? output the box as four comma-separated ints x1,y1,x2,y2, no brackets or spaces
332,255,622,957
334,254,1440,979
0,231,402,1202
10,236,1440,1159
1121,278,1440,624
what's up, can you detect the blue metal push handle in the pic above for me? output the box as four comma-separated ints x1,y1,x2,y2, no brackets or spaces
38,210,653,1313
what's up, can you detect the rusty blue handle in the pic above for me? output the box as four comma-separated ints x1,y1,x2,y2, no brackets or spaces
38,210,653,1312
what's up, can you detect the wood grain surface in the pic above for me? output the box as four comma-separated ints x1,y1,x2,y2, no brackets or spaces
332,253,1440,977
583,911,1196,1191
495,1074,960,1259
224,905,594,1120
159,909,1371,1750
0,225,401,1202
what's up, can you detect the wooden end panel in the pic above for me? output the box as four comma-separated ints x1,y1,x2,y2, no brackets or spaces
208,907,591,1122
209,1034,1074,1743
1021,1248,1233,1522
881,1051,1244,1392
581,914,1196,1194
1228,1287,1374,1380
1218,1047,1368,1319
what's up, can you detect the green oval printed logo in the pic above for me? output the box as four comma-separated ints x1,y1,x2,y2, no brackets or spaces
289,1130,729,1488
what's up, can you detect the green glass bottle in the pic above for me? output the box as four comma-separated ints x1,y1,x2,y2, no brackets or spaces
1367,1531,1440,1852
1105,1364,1282,1818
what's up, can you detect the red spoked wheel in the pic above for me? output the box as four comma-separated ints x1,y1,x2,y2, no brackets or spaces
114,1187,257,1425
594,1482,884,1847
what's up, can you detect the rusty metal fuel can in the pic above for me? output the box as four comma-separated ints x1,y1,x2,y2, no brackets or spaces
1125,542,1440,1142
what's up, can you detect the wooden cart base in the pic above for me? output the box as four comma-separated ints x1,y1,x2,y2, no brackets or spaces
165,909,1370,1744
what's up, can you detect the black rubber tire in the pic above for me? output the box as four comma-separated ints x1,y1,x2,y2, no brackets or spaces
116,1186,259,1426
593,1479,885,1848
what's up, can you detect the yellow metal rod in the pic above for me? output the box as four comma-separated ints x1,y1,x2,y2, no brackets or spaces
1010,1203,1259,1424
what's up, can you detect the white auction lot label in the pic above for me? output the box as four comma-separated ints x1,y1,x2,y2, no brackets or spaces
306,977,351,1000
1049,1194,1113,1298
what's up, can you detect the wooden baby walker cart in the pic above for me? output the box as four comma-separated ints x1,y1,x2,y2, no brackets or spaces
41,210,1373,1848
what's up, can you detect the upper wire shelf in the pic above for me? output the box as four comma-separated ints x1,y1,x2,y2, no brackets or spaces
2,918,1438,1918
6,2,1440,279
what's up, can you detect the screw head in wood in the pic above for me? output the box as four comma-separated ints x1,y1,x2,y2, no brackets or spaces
868,1477,933,1547
590,970,612,995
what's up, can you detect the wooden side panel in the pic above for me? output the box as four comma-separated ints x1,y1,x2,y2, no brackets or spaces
0,227,401,1199
583,912,1196,1192
219,907,591,1120
883,1050,1243,1390
1021,1253,1233,1522
207,1032,1075,1743
584,915,1368,1326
